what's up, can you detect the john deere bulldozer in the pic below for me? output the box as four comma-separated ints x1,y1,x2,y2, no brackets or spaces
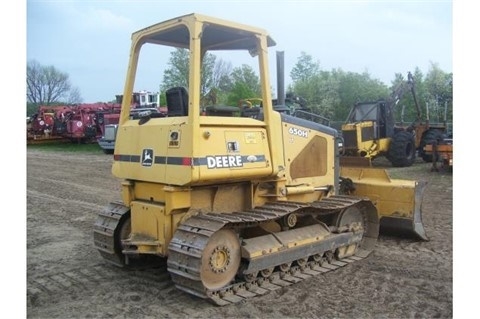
93,13,428,306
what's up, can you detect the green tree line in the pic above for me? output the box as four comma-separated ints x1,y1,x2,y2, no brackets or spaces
289,52,452,128
160,49,452,125
27,50,452,127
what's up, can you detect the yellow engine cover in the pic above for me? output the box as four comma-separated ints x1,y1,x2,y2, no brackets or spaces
112,116,274,186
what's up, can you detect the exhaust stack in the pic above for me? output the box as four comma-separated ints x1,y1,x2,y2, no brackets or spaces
276,51,285,105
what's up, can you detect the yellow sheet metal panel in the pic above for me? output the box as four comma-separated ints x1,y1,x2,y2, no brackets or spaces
113,117,276,187
130,201,169,254
132,182,166,203
340,167,424,219
164,186,191,215
282,122,336,190
241,224,330,259
120,181,134,205
115,125,181,182
197,127,273,182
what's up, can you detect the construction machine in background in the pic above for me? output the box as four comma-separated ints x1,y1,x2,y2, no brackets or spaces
416,100,452,163
93,13,428,306
340,72,449,167
97,91,167,154
424,137,453,172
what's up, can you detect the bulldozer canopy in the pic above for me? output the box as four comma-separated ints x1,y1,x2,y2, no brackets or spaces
134,13,276,52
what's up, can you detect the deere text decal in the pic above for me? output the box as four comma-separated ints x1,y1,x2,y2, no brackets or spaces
206,155,243,168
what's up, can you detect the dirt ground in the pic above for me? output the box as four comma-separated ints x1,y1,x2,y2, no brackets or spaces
26,148,453,318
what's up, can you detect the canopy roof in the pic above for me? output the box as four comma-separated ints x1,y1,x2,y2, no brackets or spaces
133,13,276,52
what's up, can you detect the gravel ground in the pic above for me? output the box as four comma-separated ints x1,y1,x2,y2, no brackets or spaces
25,148,453,318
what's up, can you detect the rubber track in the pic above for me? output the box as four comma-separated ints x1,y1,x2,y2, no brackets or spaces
167,195,373,306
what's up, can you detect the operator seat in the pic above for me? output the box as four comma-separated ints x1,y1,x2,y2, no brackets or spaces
241,106,260,119
166,87,188,116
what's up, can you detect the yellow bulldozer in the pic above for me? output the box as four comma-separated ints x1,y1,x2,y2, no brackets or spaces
93,13,428,306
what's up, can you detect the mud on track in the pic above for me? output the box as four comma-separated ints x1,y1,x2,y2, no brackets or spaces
26,149,453,318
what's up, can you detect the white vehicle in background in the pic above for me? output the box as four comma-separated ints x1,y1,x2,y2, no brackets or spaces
98,107,166,154
97,90,164,154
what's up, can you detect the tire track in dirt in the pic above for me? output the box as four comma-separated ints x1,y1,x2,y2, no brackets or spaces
27,149,453,318
27,176,119,199
27,189,106,212
28,263,173,307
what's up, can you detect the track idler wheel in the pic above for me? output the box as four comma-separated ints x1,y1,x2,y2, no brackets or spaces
334,206,364,259
200,229,241,290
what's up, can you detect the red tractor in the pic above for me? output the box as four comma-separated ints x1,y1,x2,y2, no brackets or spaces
27,91,162,145
61,103,113,143
27,105,71,143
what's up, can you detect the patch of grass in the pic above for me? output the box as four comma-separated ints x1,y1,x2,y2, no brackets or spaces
27,142,104,153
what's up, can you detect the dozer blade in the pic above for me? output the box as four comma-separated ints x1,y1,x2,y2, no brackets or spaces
340,167,428,241
339,155,372,167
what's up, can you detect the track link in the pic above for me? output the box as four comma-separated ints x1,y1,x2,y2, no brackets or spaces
167,195,378,305
93,201,130,267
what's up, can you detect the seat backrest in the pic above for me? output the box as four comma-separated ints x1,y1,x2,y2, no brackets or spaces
166,87,188,116
241,106,261,119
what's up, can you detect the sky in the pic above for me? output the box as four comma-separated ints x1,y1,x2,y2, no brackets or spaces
24,0,454,103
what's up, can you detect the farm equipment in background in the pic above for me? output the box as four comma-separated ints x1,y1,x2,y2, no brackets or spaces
95,103,122,137
63,103,112,143
27,105,72,144
27,91,163,146
423,137,453,172
27,103,120,144
93,13,428,306
340,72,449,167
415,100,452,163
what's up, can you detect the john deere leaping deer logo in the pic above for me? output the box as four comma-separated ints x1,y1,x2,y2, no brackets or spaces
141,149,153,167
